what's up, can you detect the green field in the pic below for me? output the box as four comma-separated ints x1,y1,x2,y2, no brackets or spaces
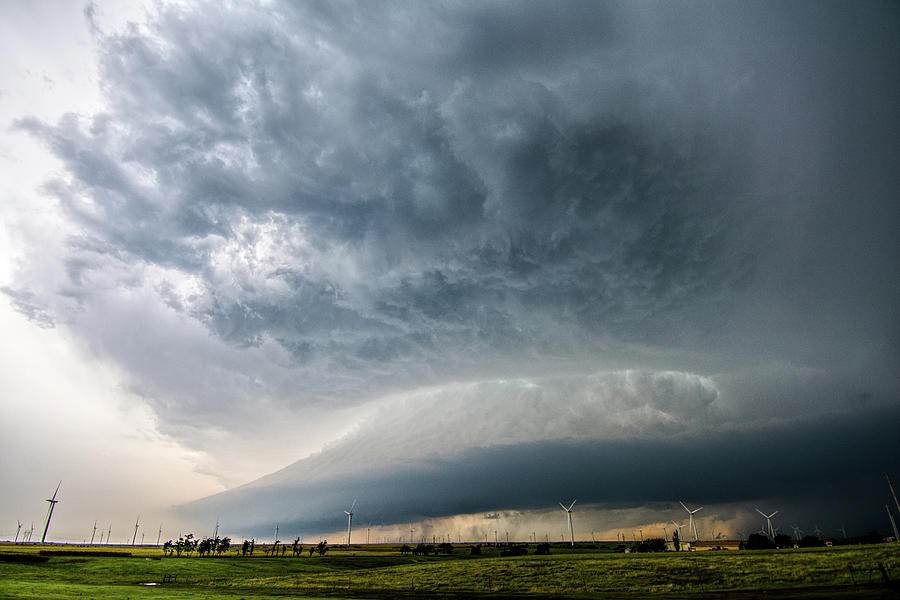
1,542,898,599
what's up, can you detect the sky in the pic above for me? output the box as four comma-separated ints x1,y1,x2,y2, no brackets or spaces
1,0,899,545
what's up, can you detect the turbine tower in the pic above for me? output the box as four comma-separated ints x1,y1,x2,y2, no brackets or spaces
344,499,357,547
41,481,62,543
755,508,778,539
679,501,703,541
558,499,576,546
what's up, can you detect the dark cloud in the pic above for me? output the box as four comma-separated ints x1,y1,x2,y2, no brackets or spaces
9,0,899,531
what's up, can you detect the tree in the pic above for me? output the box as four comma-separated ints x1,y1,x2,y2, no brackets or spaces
534,542,550,555
634,538,667,552
672,529,680,551
197,537,213,557
774,533,793,549
745,533,775,550
798,535,824,548
217,537,231,556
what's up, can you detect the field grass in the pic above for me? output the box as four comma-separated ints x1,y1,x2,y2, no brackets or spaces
1,541,898,599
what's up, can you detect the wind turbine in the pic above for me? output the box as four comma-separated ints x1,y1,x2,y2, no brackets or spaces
15,520,22,543
344,499,357,547
132,515,141,545
558,500,576,546
755,508,778,539
885,505,899,542
791,525,802,542
41,481,62,543
90,521,97,545
679,501,703,541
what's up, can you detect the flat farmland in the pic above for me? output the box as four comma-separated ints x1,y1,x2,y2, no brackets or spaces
1,542,898,599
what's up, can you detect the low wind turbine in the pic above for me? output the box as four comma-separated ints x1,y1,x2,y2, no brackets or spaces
755,508,778,539
679,501,703,541
90,521,97,545
559,500,576,546
15,520,22,543
344,499,357,547
41,481,62,543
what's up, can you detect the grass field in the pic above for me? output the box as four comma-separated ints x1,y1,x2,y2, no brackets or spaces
1,541,898,599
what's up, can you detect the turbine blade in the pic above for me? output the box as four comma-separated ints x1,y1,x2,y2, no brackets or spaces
558,502,568,511
755,508,766,517
568,500,577,510
770,511,779,518
694,507,703,513
51,481,62,501
679,501,688,512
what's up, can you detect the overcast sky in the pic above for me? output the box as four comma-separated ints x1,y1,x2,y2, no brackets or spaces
1,0,898,544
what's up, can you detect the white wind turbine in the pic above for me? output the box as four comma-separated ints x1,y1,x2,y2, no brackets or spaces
558,500,576,546
132,515,141,545
679,501,703,541
755,508,778,539
344,499,357,547
41,481,62,543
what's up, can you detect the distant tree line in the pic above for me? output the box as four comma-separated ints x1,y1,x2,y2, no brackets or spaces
162,534,231,557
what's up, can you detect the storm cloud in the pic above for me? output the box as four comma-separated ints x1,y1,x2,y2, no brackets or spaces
6,0,899,535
